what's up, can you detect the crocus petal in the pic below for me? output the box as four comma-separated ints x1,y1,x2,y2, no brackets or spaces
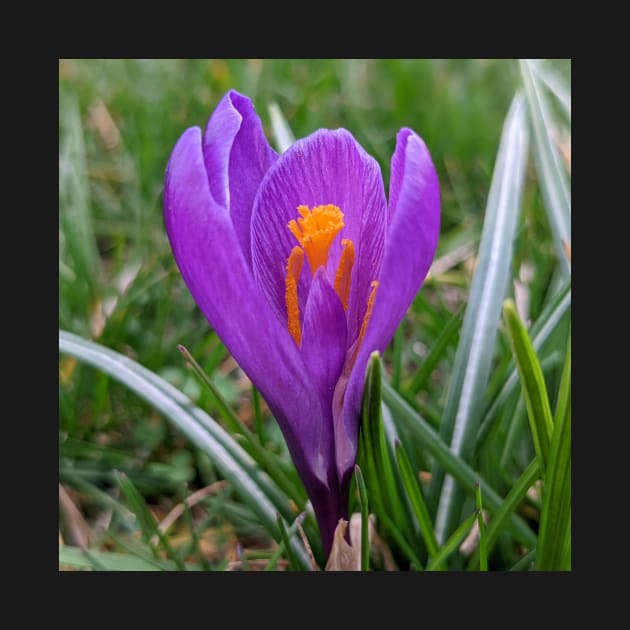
202,90,278,267
336,128,441,481
301,268,348,409
250,129,387,331
300,269,349,555
375,129,441,349
387,127,415,223
164,126,334,493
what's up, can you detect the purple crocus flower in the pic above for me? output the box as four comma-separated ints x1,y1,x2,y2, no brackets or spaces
164,90,440,558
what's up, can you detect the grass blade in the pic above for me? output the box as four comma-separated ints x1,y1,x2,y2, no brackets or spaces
264,543,287,572
404,306,462,397
276,513,301,571
177,344,308,508
394,440,439,561
177,344,245,435
510,548,536,571
502,300,554,475
530,59,571,119
264,515,305,571
487,459,541,556
252,385,265,444
59,546,203,571
268,102,296,153
430,94,530,542
553,329,571,433
426,511,477,571
115,472,160,545
59,94,101,299
468,458,540,570
358,354,385,518
378,511,424,570
106,532,182,570
477,281,571,447
354,465,370,571
537,331,571,570
358,353,411,541
391,326,403,390
520,59,571,275
115,471,186,570
59,330,311,570
382,383,536,548
475,483,488,571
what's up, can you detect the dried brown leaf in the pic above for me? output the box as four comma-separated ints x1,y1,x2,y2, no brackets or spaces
325,519,360,571
59,484,93,549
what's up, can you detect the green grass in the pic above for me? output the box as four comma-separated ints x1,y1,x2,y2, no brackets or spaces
59,59,570,571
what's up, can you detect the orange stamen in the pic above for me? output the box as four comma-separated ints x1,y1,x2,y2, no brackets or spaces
288,204,344,274
334,238,355,311
285,246,304,346
356,280,379,355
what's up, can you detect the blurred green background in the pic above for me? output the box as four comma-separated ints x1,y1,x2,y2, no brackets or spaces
59,59,570,569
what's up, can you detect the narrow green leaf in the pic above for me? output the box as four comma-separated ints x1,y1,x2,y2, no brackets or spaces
60,546,201,571
276,513,300,571
475,483,488,571
116,472,187,570
468,458,540,571
426,511,477,571
510,548,536,571
391,326,403,390
530,59,571,119
264,543,286,571
404,305,462,396
477,281,571,447
178,344,307,508
487,458,540,552
537,331,571,570
430,94,530,543
59,94,101,297
502,300,554,475
498,353,563,471
268,102,295,153
59,330,311,570
354,465,370,571
115,472,159,545
498,391,528,472
359,353,409,539
394,440,439,561
553,329,571,431
82,550,109,571
59,259,76,283
520,59,571,276
106,532,180,571
378,511,424,570
264,516,305,571
177,345,244,435
59,470,135,522
359,355,385,515
252,385,265,445
382,383,537,548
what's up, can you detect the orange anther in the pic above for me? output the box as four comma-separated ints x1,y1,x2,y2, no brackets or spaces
334,239,355,311
288,204,344,274
285,246,304,346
